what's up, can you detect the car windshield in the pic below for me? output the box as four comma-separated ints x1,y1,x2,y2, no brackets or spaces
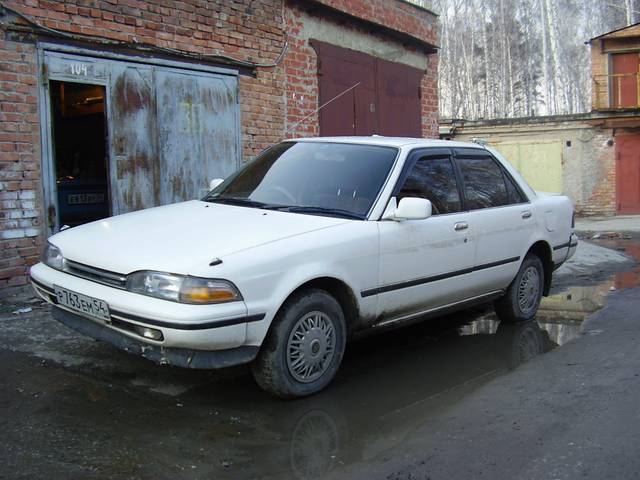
204,141,398,219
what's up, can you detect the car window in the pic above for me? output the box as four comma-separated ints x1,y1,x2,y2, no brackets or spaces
397,155,461,215
503,170,527,204
204,142,398,219
457,156,509,210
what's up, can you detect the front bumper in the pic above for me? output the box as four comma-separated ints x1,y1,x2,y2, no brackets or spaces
30,262,267,351
51,306,259,369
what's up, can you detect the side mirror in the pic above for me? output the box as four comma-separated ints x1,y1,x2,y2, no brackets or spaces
209,178,224,191
383,197,432,221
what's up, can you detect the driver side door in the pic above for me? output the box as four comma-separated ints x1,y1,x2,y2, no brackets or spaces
374,148,477,325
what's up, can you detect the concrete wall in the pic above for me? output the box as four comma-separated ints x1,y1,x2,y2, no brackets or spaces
449,117,617,216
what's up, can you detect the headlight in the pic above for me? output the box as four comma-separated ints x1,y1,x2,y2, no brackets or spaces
126,271,182,302
126,271,242,304
41,242,64,270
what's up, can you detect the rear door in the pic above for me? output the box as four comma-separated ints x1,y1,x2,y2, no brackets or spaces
452,148,534,296
375,149,476,323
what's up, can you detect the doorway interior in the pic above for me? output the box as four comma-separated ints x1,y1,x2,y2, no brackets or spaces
49,80,110,228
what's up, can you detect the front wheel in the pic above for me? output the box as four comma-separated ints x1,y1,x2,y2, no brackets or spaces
494,254,544,323
252,289,347,398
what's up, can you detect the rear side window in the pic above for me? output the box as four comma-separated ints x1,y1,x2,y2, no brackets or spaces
503,171,527,204
457,156,509,210
397,156,461,215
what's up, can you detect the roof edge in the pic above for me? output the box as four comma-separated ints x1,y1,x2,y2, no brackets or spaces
588,21,640,43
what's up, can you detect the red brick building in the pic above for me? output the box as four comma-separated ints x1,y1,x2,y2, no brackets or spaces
0,0,439,289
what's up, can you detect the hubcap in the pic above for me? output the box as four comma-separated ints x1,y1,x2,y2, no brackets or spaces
517,266,541,315
286,311,336,383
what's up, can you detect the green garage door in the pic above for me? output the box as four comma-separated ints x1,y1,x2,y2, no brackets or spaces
491,140,563,193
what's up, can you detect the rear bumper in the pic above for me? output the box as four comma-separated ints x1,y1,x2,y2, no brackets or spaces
552,233,579,270
51,306,259,369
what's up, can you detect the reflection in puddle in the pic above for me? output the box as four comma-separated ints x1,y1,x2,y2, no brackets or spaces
460,283,610,346
192,320,558,479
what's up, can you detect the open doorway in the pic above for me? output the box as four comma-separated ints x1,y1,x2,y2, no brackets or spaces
49,80,110,229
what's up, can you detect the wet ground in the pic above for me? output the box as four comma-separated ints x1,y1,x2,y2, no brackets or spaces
0,239,639,479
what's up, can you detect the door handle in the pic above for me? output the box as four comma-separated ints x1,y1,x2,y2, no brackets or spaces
521,210,532,219
454,221,468,231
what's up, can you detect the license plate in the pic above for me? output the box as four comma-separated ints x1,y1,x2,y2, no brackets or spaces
68,193,105,205
54,285,110,322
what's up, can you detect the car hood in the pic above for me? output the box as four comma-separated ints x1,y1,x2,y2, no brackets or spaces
50,200,350,274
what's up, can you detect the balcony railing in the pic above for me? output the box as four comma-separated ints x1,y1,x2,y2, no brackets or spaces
592,73,640,110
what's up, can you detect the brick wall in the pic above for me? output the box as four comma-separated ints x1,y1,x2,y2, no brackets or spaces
582,129,616,215
0,29,43,288
282,4,320,137
421,54,439,138
590,43,608,110
310,0,438,46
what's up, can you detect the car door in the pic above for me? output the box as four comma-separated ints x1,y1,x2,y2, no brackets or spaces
453,148,534,296
375,148,477,324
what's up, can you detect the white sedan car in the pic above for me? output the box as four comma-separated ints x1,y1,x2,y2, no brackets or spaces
30,137,577,398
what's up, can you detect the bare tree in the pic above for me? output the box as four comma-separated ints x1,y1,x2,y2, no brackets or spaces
435,0,637,120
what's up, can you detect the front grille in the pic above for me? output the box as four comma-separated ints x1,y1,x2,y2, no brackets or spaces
63,260,127,289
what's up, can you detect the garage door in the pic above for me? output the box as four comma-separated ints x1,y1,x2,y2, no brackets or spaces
41,50,240,232
616,136,640,214
491,140,563,193
312,41,422,137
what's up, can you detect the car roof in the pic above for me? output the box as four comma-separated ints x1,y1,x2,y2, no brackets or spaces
287,136,486,150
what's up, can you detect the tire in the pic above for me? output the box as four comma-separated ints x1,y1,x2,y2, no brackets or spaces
494,254,544,323
252,289,347,399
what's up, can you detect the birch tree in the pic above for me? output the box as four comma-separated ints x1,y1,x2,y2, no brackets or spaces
435,0,640,120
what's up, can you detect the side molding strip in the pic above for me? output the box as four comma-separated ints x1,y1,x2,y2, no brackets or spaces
361,256,520,298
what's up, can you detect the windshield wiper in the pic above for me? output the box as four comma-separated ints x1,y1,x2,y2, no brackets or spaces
205,197,278,209
274,205,364,220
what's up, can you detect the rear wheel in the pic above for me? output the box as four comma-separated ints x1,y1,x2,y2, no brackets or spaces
494,254,544,323
252,289,346,398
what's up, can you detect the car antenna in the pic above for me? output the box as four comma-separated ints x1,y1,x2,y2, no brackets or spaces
283,82,361,139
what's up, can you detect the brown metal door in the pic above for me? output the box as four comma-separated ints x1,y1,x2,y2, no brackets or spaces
611,53,639,108
314,41,422,137
376,58,422,137
314,41,377,136
616,136,640,214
